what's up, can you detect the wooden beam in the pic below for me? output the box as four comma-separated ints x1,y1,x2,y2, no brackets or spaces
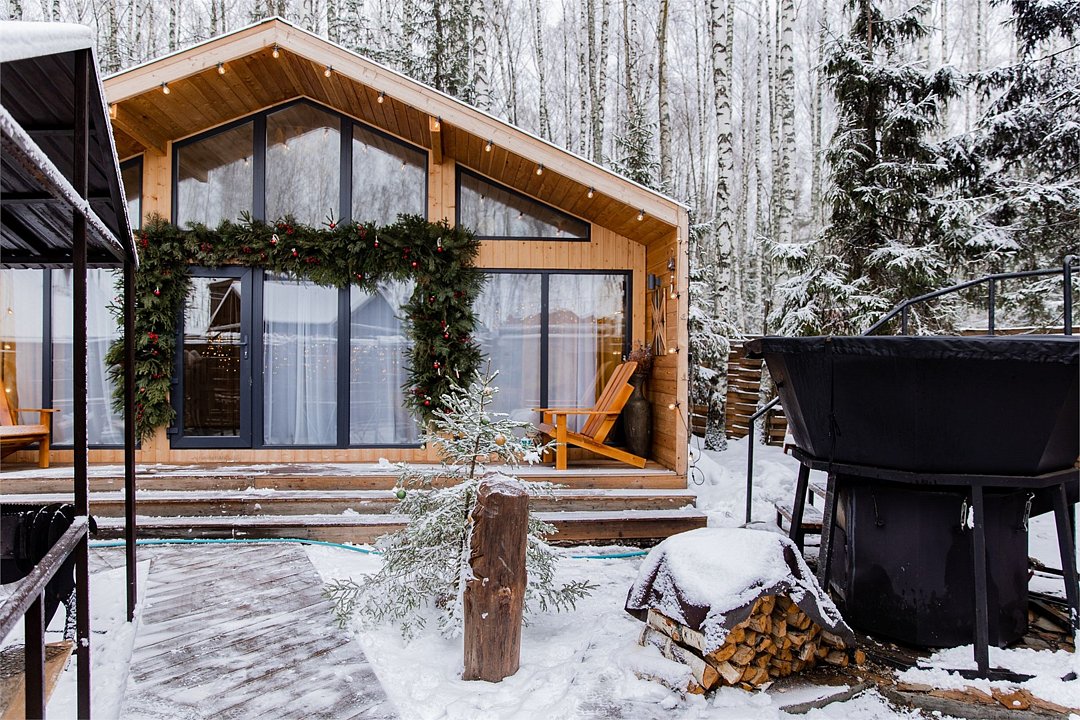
429,115,443,164
109,106,167,154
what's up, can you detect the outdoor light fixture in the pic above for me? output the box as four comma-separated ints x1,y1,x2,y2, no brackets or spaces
324,65,333,77
272,44,280,58
217,62,226,75
536,164,544,176
485,139,493,152
587,187,595,199
161,82,170,95
377,91,385,103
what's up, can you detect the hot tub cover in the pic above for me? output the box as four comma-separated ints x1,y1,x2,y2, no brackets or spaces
746,334,1079,475
625,527,853,654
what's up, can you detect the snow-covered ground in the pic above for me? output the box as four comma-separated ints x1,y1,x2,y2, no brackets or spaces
25,437,1079,718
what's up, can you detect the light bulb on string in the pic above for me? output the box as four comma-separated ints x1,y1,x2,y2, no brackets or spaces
272,44,280,58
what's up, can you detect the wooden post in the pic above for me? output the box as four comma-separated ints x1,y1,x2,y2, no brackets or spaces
463,479,528,682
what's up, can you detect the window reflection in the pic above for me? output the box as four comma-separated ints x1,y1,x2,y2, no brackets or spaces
183,277,243,437
266,104,340,226
349,282,419,445
458,171,589,239
121,159,142,230
176,122,253,227
352,125,427,225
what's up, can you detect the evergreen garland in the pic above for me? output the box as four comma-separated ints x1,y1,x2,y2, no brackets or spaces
106,212,483,441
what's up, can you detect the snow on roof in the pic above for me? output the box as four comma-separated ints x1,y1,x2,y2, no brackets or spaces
625,526,852,654
0,21,92,63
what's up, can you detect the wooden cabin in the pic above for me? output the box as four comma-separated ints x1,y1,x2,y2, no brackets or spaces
2,18,700,542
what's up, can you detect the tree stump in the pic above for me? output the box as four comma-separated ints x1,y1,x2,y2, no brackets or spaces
462,478,528,682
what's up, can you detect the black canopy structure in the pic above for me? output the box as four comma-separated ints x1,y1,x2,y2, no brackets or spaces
1,20,138,716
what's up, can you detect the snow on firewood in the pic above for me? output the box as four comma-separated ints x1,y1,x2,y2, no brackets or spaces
625,527,851,655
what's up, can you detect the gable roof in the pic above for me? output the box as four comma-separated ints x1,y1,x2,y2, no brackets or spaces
103,17,685,245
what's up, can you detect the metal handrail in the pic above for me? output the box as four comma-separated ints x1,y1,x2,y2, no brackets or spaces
0,516,89,718
743,255,1079,524
0,517,88,639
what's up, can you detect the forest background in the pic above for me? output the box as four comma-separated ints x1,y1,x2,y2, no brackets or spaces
5,0,1076,440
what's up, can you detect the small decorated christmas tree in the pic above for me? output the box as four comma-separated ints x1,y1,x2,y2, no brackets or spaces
325,369,594,639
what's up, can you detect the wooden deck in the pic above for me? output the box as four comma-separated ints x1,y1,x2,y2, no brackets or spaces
0,460,707,545
121,543,397,719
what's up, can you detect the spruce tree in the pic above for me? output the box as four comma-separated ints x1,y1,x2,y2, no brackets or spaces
967,0,1079,324
774,0,965,335
325,371,593,640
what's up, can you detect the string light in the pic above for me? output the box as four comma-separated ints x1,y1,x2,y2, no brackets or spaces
668,346,679,354
587,187,595,199
637,209,645,221
108,104,117,119
485,139,493,152
377,91,385,104
272,44,281,58
161,82,170,95
217,62,226,75
432,116,441,131
324,65,333,77
536,163,544,176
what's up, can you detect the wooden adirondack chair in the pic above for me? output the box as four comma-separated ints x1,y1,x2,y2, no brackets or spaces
534,361,646,470
0,389,56,468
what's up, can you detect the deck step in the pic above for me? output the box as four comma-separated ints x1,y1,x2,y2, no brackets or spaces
0,461,684,493
95,509,708,545
1,488,698,518
774,501,823,534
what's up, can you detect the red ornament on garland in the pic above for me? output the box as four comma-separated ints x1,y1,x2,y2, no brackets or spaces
443,333,450,339
423,399,431,407
292,247,298,257
433,361,441,369
153,288,161,296
271,233,279,245
411,261,418,269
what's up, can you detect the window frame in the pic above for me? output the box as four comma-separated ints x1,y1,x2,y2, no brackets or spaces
455,167,591,242
171,98,429,227
479,269,631,410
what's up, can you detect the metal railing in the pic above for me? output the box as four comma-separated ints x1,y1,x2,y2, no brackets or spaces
0,517,89,718
744,255,1078,524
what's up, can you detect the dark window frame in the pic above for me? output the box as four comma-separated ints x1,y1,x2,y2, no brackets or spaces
171,98,429,227
171,267,424,450
456,167,591,242
479,268,631,409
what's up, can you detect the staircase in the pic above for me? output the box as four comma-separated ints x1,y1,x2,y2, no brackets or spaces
0,462,708,546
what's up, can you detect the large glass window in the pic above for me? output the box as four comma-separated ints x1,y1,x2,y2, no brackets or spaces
473,274,542,423
51,270,124,445
349,282,419,445
263,276,339,445
266,105,341,226
0,269,124,447
474,271,627,431
176,121,254,227
352,125,427,225
547,274,627,430
121,158,142,230
458,170,590,240
0,270,44,416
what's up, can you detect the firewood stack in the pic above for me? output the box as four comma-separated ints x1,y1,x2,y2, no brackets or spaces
637,594,864,694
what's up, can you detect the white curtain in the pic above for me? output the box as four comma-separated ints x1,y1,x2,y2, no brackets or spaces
349,281,419,444
263,276,338,445
474,274,543,424
547,275,626,432
52,269,123,445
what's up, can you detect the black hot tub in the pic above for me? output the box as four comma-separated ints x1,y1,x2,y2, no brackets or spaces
747,334,1079,650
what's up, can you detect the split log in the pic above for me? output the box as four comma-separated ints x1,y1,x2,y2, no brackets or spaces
639,627,720,690
462,480,528,682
